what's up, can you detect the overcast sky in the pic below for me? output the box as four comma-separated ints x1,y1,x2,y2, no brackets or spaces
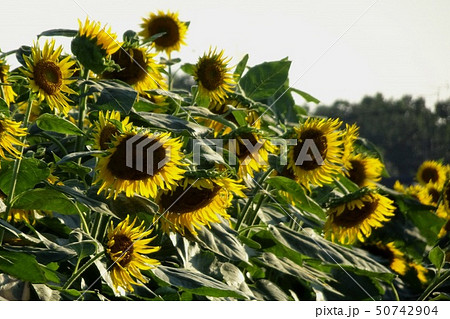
1,0,449,108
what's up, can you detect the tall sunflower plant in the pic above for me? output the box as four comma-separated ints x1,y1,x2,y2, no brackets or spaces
0,11,448,301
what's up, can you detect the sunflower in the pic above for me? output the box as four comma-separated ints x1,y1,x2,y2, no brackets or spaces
77,18,120,56
203,96,259,136
7,209,46,224
341,123,359,169
157,177,245,235
0,117,27,163
416,160,447,187
101,46,167,94
287,118,345,189
443,181,450,213
21,40,77,115
231,130,276,180
0,57,17,105
364,242,407,275
95,131,186,199
106,215,160,293
91,110,133,150
408,262,428,284
345,153,384,187
194,48,235,103
324,192,396,245
140,10,187,54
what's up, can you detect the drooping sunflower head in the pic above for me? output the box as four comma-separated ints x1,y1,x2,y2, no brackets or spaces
21,40,77,115
91,110,134,150
204,96,259,136
287,118,345,189
140,10,187,54
324,192,396,245
230,130,277,180
77,18,120,56
345,153,384,187
101,46,167,94
364,241,407,275
0,117,27,164
194,48,235,103
0,57,17,106
157,177,245,235
95,131,186,199
106,215,160,293
416,160,447,187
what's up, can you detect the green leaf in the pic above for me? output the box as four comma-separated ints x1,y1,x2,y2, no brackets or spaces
71,37,119,74
56,150,106,165
266,176,326,219
66,230,98,260
0,157,50,196
12,188,80,215
86,79,138,114
234,54,249,81
180,63,196,76
38,29,78,38
0,250,47,283
152,266,248,299
133,111,210,137
240,59,291,101
429,246,445,271
15,45,31,67
36,113,84,136
57,161,91,178
0,98,10,116
195,220,249,262
290,88,320,104
108,193,158,219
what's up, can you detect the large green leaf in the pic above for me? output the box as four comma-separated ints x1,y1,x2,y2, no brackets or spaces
234,54,249,81
36,114,84,136
266,176,326,219
290,88,320,104
38,29,77,38
12,188,80,215
152,266,248,299
195,219,249,262
132,111,210,137
0,251,47,283
86,79,137,114
240,59,291,101
0,158,50,196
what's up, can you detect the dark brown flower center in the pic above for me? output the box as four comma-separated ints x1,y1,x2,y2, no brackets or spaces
332,198,378,228
348,159,367,187
421,167,439,184
292,129,327,171
107,134,167,180
148,16,180,48
428,187,440,204
236,133,261,160
364,244,394,263
34,60,62,95
196,58,224,91
102,48,147,85
160,185,220,215
110,234,133,266
99,124,119,150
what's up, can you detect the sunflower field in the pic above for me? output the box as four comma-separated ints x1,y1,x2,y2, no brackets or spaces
0,11,449,301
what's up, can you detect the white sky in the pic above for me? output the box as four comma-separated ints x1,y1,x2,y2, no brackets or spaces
1,0,449,108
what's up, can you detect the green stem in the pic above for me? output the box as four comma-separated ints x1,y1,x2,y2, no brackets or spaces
40,132,68,155
75,68,90,153
390,282,400,301
62,251,104,290
419,269,450,301
3,95,34,220
75,204,89,234
168,53,173,91
235,168,273,231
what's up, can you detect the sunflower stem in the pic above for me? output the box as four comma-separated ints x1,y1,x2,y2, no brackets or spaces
167,53,173,91
75,67,90,154
62,251,104,290
390,282,400,301
235,168,273,231
75,203,89,234
419,269,450,301
3,94,34,220
40,132,68,155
